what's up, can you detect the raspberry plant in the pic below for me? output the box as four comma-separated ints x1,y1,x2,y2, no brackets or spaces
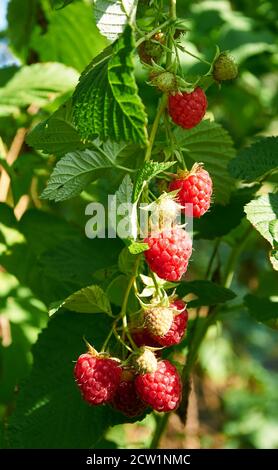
0,0,277,450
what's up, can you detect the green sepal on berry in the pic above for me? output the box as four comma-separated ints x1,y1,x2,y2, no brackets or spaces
148,64,194,94
212,51,238,82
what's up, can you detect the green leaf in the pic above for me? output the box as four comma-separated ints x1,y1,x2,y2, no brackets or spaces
269,220,278,243
40,141,134,201
7,312,127,448
128,240,149,254
0,204,24,248
173,120,236,204
32,2,107,72
269,220,278,271
115,174,133,205
59,285,112,315
0,209,123,305
0,272,47,406
7,0,37,61
9,154,46,205
270,249,278,271
72,26,148,144
93,0,137,41
245,194,278,247
138,273,176,298
41,147,119,202
133,160,174,202
229,137,278,182
0,104,20,117
118,246,138,274
39,238,123,305
50,0,74,9
102,140,132,161
0,154,43,208
106,275,138,311
244,294,278,329
0,66,18,88
19,209,79,256
0,63,78,108
111,175,138,240
194,186,259,240
177,280,236,308
26,100,86,155
1,238,122,307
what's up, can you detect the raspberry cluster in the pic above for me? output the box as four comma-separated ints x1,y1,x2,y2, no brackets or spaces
74,165,212,418
74,166,212,417
74,43,218,422
74,298,187,416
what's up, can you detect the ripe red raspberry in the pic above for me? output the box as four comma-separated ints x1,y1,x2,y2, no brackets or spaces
112,371,147,418
150,300,188,347
135,360,182,412
74,353,121,405
169,165,213,218
132,327,161,348
144,227,192,281
168,87,207,129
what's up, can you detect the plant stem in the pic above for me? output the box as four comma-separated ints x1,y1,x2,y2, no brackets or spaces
179,47,211,66
150,270,163,299
169,0,176,22
222,224,253,288
182,313,213,382
150,413,169,449
144,0,177,166
100,327,115,353
166,1,176,69
135,20,171,47
205,238,221,280
113,326,133,352
120,257,141,350
144,94,167,162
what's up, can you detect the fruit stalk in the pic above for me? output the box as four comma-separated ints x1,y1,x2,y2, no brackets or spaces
144,94,167,162
120,256,141,350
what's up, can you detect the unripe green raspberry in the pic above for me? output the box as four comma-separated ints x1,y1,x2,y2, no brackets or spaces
138,33,165,65
150,71,177,93
145,306,174,337
212,52,238,82
133,347,158,374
